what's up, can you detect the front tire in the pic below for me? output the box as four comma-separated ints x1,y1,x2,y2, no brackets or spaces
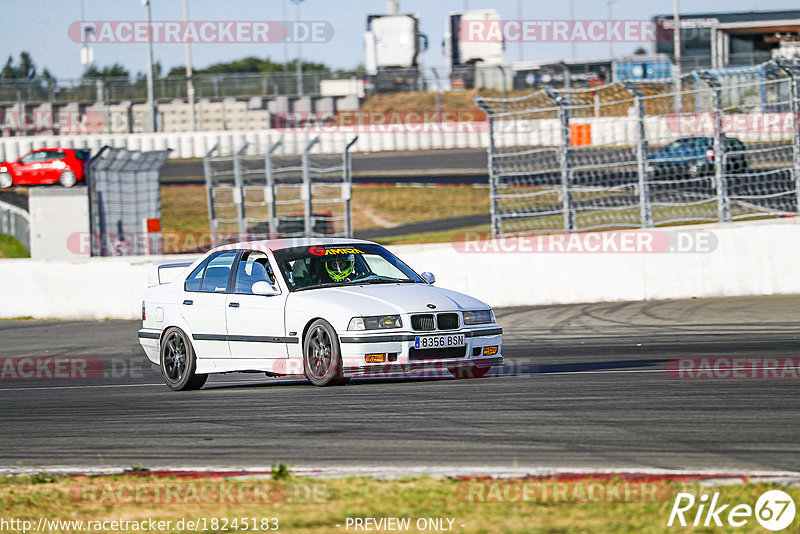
303,319,344,386
160,327,207,391
0,172,12,188
448,365,491,379
59,170,77,188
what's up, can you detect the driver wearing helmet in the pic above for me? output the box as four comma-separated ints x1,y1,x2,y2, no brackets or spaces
321,253,355,283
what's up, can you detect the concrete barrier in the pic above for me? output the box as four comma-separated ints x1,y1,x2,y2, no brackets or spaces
1,219,799,320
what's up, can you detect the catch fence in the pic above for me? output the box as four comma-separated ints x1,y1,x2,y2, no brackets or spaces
203,136,358,246
476,59,800,236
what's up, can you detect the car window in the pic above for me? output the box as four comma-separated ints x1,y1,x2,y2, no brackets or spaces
43,151,65,161
234,251,276,294
184,258,209,292
19,152,41,164
200,252,237,293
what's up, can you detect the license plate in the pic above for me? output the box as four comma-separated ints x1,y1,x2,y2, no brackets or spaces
414,334,465,349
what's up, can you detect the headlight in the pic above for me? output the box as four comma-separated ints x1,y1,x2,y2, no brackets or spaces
463,309,493,325
347,315,402,331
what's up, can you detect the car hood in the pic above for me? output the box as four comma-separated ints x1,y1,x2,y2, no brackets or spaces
286,283,489,316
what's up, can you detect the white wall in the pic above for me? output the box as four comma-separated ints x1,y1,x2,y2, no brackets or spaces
1,219,799,320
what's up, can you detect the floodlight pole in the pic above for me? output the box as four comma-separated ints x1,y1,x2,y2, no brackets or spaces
143,0,157,132
672,0,682,113
291,0,304,96
182,0,197,131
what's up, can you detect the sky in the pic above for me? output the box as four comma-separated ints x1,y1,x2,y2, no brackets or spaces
0,0,798,79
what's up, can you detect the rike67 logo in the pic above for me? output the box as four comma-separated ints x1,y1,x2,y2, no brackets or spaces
668,490,796,531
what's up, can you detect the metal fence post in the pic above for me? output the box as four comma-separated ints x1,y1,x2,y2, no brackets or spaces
302,136,321,238
343,136,359,239
202,144,219,247
775,58,800,214
545,87,575,232
625,82,654,228
474,97,501,238
233,142,248,236
699,71,731,223
265,140,282,236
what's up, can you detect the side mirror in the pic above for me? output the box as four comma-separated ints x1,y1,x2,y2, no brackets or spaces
421,272,435,284
252,280,280,296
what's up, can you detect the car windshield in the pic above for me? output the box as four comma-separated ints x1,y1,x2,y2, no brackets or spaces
272,243,424,291
667,138,710,150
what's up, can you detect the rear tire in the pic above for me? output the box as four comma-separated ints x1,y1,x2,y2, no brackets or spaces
59,170,77,188
0,172,12,188
303,319,344,387
160,327,207,391
448,365,491,379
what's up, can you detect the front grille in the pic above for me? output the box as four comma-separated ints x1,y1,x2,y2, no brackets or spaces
409,346,467,361
411,314,436,331
437,313,459,330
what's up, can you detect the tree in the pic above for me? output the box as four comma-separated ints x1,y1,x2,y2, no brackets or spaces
83,63,130,79
166,56,330,77
18,51,36,79
0,52,39,79
0,56,14,78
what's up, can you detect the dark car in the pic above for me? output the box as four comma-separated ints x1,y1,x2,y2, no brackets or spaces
0,148,91,188
647,136,748,178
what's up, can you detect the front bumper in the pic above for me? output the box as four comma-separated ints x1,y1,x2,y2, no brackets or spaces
338,326,503,378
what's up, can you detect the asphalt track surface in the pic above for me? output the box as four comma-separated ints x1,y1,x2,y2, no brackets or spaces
1,295,799,472
160,148,488,185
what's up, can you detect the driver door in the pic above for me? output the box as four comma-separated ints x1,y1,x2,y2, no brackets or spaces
12,151,44,184
226,251,289,359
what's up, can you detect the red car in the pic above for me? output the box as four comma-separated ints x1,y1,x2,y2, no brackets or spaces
0,148,90,188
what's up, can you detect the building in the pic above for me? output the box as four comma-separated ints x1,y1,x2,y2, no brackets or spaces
652,9,800,71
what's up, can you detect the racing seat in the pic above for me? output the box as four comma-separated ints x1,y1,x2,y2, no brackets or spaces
290,259,311,288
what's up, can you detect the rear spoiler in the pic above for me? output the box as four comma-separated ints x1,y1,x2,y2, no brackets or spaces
147,259,198,287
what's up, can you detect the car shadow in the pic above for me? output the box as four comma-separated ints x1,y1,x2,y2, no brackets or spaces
201,358,669,390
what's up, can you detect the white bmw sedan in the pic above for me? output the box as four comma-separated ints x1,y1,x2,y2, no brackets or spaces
138,239,503,390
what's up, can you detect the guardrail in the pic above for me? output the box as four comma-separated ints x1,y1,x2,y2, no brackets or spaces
0,199,30,252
